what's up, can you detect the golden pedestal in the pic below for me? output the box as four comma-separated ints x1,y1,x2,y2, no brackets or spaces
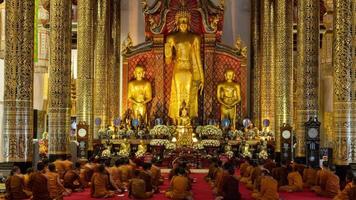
176,125,193,147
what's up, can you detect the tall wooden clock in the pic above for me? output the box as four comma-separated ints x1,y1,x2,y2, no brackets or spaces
280,124,293,163
305,117,321,167
77,121,89,159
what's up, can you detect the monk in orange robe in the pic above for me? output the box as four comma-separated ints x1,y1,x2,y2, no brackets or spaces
46,163,70,200
252,169,279,200
118,158,133,187
213,165,229,195
5,166,32,200
53,158,66,179
334,172,354,200
23,167,33,192
240,162,253,184
239,159,250,179
107,159,124,192
151,160,164,188
28,162,51,200
90,164,115,198
205,158,219,182
311,162,332,193
217,162,241,200
303,165,317,188
80,159,96,187
165,167,193,200
315,170,340,198
272,162,288,187
128,170,153,199
63,155,73,172
246,162,262,190
139,163,154,193
63,162,83,191
279,166,303,192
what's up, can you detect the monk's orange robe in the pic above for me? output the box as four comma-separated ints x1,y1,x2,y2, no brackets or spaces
63,170,82,190
247,167,262,190
239,162,249,177
28,172,51,200
108,166,123,190
165,175,192,199
90,172,114,198
46,171,64,200
303,167,317,187
240,165,253,184
316,172,340,198
5,175,31,200
63,160,73,171
334,182,353,200
272,167,288,187
252,176,279,200
151,164,163,187
128,178,153,199
54,160,65,178
118,165,132,185
311,169,331,192
279,171,303,192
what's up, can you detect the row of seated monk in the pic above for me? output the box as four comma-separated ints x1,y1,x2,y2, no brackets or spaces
4,155,198,200
205,157,356,200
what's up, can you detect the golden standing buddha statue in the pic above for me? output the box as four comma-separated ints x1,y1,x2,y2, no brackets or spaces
165,11,204,122
217,69,241,127
128,66,152,124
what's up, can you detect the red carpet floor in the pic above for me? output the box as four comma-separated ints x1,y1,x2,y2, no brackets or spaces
65,173,332,200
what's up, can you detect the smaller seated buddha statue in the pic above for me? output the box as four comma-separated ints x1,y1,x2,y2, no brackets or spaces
118,138,131,157
39,131,48,156
135,140,147,157
175,102,193,146
239,140,252,158
258,140,268,160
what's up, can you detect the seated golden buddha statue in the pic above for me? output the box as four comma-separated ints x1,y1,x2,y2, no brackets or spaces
239,140,252,158
118,138,131,157
135,140,147,157
217,69,241,128
165,10,204,122
128,65,152,124
176,102,193,146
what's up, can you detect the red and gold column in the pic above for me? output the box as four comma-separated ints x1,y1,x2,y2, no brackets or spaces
2,0,35,162
332,0,355,165
295,0,320,158
48,0,72,157
77,0,94,149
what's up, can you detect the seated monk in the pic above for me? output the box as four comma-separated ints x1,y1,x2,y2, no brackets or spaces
240,160,253,184
91,164,115,198
279,165,303,192
139,162,154,193
334,172,354,200
272,162,288,187
303,165,317,188
80,158,96,187
5,166,32,200
246,161,262,190
108,159,124,192
63,162,83,192
28,162,51,200
205,157,219,182
23,167,33,192
165,167,193,200
311,161,332,193
217,162,241,200
213,162,228,195
252,169,279,200
239,158,250,179
53,158,66,179
118,158,133,187
46,163,70,200
315,168,340,198
63,155,73,173
263,159,276,173
346,177,356,200
128,170,153,199
151,159,164,189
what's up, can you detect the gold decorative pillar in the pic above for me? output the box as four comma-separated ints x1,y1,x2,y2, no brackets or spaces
333,0,355,165
2,0,34,162
48,0,72,157
77,0,94,150
107,0,120,127
93,0,108,137
251,0,261,128
260,0,275,137
295,0,320,158
274,0,293,149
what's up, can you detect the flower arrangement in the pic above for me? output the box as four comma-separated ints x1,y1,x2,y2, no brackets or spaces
195,126,203,135
226,151,234,159
117,129,127,137
149,125,172,139
149,139,170,146
117,150,130,157
165,142,176,150
201,139,220,147
200,125,223,139
193,142,205,150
